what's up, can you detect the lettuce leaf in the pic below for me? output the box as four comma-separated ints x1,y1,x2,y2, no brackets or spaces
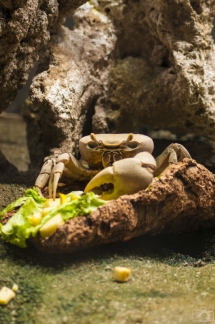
42,191,107,223
0,188,106,248
0,188,47,247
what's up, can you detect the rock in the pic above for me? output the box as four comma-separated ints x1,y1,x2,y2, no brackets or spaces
30,3,115,155
29,0,215,160
103,0,215,138
0,0,86,112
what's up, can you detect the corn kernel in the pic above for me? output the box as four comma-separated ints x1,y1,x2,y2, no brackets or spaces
113,267,131,282
0,287,16,305
67,191,83,201
29,212,42,226
12,284,19,292
41,207,53,217
59,193,67,204
43,198,60,208
39,214,64,238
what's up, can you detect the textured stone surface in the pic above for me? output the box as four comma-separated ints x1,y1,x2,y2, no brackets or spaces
0,0,86,112
28,0,215,161
97,0,215,137
108,0,215,138
1,0,215,164
30,2,116,155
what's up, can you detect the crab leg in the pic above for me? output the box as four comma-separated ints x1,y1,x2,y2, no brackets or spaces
35,157,56,196
155,143,191,176
84,152,156,200
48,162,65,199
48,153,99,199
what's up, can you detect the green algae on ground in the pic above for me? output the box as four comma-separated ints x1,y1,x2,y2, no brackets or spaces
1,231,215,324
0,177,215,324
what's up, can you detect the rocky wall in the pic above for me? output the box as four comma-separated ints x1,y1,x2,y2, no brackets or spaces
28,0,215,159
0,0,86,112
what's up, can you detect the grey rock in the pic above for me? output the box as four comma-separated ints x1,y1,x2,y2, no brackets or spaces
0,0,86,112
29,0,215,160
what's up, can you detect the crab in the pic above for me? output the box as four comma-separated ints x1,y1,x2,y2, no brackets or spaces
35,133,191,200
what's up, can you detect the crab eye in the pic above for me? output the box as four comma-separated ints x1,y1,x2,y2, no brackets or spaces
88,141,98,149
127,141,139,149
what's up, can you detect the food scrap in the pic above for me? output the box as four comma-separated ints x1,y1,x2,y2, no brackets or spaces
0,188,106,248
12,284,19,292
39,213,64,238
0,287,16,305
113,266,131,282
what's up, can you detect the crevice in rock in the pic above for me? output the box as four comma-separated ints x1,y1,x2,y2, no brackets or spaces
63,16,75,30
190,0,202,15
82,96,97,137
6,63,38,114
211,16,215,39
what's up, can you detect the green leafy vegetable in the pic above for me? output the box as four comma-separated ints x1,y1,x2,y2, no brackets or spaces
0,188,106,248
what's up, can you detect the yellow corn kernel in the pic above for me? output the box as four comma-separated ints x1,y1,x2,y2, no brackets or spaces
12,284,19,292
113,267,131,282
43,198,61,208
41,207,53,217
39,214,64,238
29,212,42,226
67,191,83,201
0,287,16,305
59,193,67,204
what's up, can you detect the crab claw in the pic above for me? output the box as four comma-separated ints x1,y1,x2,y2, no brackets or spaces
84,152,156,200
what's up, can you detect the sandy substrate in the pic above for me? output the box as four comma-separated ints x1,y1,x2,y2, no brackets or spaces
0,112,30,172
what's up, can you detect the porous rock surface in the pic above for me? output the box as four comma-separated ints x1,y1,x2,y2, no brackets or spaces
0,0,86,112
105,0,215,137
30,3,116,155
28,0,215,160
32,159,215,253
